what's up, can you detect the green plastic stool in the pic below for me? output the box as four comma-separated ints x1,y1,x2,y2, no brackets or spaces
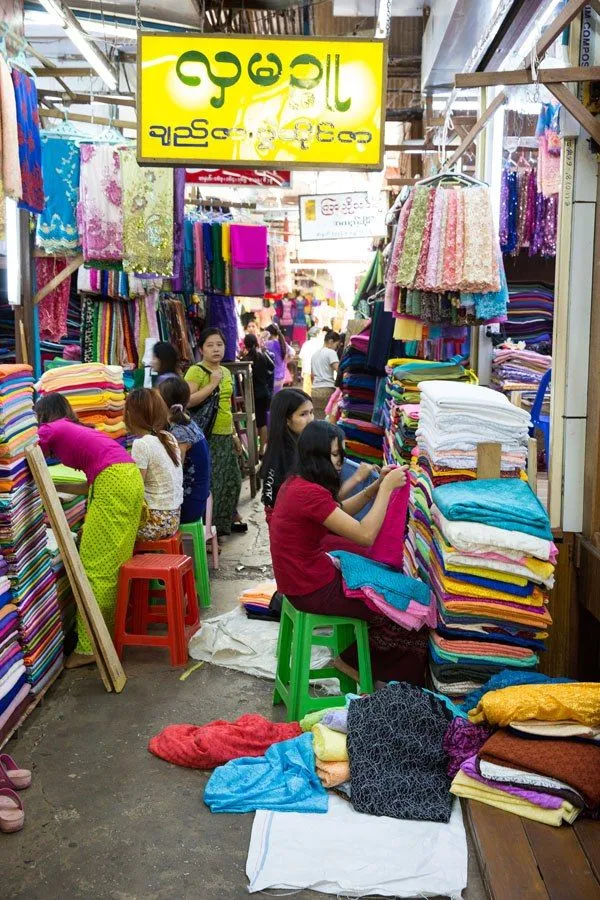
273,596,374,722
180,520,211,608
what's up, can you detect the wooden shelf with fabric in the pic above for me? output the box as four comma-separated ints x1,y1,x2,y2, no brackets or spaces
225,360,258,499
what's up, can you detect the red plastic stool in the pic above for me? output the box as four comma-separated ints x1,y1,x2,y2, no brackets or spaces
134,531,184,555
115,554,199,667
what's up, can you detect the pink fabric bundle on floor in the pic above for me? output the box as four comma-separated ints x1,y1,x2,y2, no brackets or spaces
148,714,302,769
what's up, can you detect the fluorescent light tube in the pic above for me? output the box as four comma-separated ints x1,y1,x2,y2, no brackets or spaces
37,0,117,90
5,198,21,306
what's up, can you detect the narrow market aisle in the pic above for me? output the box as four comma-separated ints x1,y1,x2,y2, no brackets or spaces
1,486,485,900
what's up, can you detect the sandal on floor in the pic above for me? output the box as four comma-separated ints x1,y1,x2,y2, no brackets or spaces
0,787,24,833
0,755,31,790
231,522,248,534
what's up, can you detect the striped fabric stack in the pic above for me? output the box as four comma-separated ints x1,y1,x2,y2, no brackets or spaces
337,343,384,466
0,365,63,699
0,555,30,743
37,363,127,440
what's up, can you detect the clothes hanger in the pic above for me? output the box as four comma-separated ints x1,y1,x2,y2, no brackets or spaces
42,108,89,143
418,170,487,188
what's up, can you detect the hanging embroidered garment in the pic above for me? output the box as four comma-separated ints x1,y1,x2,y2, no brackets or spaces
461,187,500,293
36,257,71,341
78,143,123,262
0,55,22,228
172,168,185,291
11,69,44,215
397,186,430,288
36,135,81,253
121,148,173,275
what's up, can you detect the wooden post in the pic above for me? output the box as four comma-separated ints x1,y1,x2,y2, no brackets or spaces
527,436,538,491
26,446,127,693
476,442,502,480
33,255,83,305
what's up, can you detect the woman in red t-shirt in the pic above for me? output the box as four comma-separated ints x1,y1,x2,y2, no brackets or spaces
269,421,428,685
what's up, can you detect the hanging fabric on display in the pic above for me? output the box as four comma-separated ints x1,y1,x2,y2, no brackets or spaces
172,168,185,291
36,135,81,253
121,148,174,276
77,143,123,263
36,257,71,342
11,68,44,215
0,54,22,238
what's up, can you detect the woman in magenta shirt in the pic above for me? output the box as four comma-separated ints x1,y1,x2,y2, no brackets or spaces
36,393,145,669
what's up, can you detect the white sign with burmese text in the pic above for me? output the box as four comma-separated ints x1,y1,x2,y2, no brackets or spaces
299,191,386,241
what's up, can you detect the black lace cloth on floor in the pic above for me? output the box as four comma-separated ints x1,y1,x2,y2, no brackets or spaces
347,682,453,822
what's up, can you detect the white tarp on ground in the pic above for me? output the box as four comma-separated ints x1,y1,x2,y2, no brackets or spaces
246,794,468,898
188,606,331,681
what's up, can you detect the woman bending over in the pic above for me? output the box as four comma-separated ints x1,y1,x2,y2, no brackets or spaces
35,393,145,668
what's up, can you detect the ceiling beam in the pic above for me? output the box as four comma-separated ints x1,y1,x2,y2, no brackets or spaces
34,66,97,78
456,66,600,88
535,0,588,58
39,109,135,131
545,81,600,146
38,90,136,108
442,91,507,171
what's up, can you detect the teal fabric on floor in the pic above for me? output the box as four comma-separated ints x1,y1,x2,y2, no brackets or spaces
432,479,553,540
204,733,328,814
329,550,431,608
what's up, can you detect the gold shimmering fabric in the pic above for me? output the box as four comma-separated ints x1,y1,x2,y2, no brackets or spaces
460,186,500,293
121,148,173,276
469,682,600,728
396,186,430,288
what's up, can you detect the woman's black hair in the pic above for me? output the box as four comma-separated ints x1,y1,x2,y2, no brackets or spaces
152,341,178,375
157,376,191,427
198,327,226,348
35,393,91,427
266,323,286,358
259,388,311,502
243,333,259,360
296,420,344,499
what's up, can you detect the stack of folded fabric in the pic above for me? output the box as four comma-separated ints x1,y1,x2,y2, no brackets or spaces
382,358,477,465
503,283,554,351
0,365,63,697
0,556,31,743
312,718,350,795
427,479,555,697
329,550,435,631
450,681,600,826
491,341,551,397
45,529,76,656
37,363,127,439
239,582,279,621
337,338,384,465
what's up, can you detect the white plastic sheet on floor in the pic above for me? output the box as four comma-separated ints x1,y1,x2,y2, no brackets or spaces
188,606,332,681
246,793,468,898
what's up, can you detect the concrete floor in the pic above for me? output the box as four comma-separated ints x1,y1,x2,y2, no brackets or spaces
1,487,486,900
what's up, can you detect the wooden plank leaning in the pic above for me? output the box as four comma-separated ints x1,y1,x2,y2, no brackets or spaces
26,445,127,693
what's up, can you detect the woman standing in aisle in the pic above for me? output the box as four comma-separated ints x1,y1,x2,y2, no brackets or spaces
35,394,145,669
265,323,294,394
185,328,245,536
311,330,341,419
269,421,426,685
151,341,180,386
240,333,274,460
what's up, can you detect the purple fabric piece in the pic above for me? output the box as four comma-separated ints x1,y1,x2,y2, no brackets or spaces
460,755,564,810
231,267,266,297
443,717,493,779
321,708,348,734
172,168,186,291
530,191,546,256
229,224,268,268
206,294,238,361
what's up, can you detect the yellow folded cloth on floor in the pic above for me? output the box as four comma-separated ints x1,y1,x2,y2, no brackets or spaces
450,771,580,827
316,760,350,788
312,724,348,762
468,682,600,728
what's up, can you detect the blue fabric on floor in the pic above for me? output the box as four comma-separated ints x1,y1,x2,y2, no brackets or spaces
460,670,573,714
432,479,553,540
203,733,328,814
329,550,430,609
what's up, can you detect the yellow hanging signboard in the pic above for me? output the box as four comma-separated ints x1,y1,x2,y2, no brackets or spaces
137,34,386,170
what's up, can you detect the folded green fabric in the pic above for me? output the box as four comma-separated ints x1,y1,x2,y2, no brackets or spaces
433,479,552,540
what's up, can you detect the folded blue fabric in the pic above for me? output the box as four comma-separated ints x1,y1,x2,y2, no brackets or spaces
432,479,553,540
460,670,573,714
329,550,430,609
203,733,328,815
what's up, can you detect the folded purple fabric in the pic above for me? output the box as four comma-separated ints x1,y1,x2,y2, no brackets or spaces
230,224,268,268
321,708,348,734
460,755,564,809
231,267,266,297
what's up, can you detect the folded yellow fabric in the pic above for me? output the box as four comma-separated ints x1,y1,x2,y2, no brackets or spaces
450,771,580,827
469,682,600,728
312,724,348,762
316,760,350,788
